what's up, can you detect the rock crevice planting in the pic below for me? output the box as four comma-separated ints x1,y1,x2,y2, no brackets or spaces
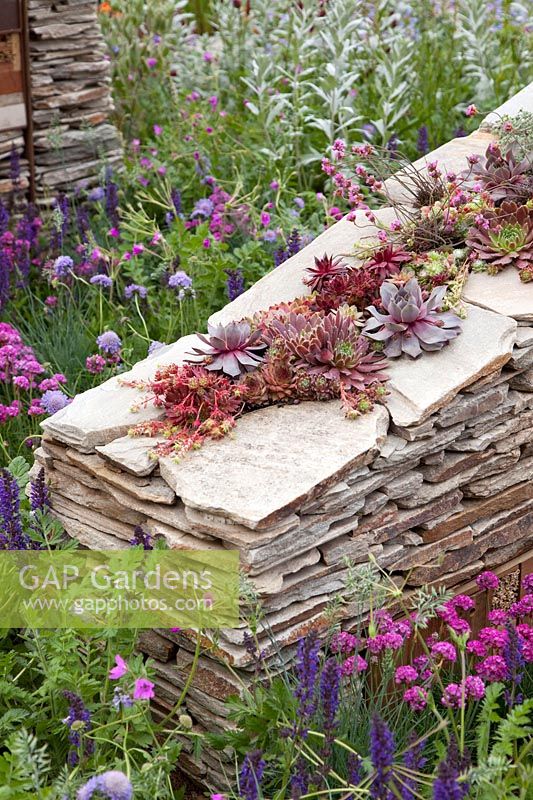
38,85,533,787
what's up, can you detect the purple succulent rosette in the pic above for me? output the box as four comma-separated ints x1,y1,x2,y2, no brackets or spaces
186,320,267,377
363,278,462,358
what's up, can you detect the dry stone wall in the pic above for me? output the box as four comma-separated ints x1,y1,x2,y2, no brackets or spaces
38,84,533,788
1,0,121,199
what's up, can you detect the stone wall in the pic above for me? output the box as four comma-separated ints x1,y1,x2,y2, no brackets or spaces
38,84,533,787
0,0,121,199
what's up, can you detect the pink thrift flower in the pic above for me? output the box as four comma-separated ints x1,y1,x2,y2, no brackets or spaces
132,244,144,256
464,676,485,701
467,639,487,658
203,238,211,248
465,104,478,117
394,665,418,685
441,683,464,708
403,686,427,711
377,230,388,243
431,641,457,662
45,296,58,307
260,212,271,227
146,57,157,69
208,95,218,108
108,227,120,238
488,609,508,625
331,631,358,655
476,654,507,682
502,121,513,132
153,124,163,136
270,180,280,190
522,574,533,593
478,627,508,650
341,655,367,676
450,594,475,611
109,655,128,680
133,678,155,700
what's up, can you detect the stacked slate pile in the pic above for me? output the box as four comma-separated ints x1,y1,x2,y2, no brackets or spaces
37,86,533,787
27,0,121,197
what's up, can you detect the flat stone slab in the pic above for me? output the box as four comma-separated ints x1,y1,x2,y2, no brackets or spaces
41,334,200,450
463,268,533,323
385,304,516,427
96,435,163,476
159,402,390,529
483,80,533,127
209,207,399,326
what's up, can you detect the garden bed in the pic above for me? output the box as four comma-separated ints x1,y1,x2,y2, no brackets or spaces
38,84,533,788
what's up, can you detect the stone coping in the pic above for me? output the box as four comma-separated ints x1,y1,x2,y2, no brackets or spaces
42,83,533,528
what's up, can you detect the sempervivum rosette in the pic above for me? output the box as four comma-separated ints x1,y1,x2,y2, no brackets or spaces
465,201,533,279
186,320,267,377
363,278,462,358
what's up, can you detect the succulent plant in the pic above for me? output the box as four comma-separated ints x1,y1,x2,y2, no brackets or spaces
268,310,388,389
310,269,382,313
363,278,462,358
465,201,533,276
186,320,267,377
470,144,533,203
304,253,350,293
363,244,412,279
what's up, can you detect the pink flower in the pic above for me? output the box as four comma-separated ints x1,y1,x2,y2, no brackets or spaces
465,104,478,117
431,641,457,662
503,121,513,132
450,594,475,611
146,57,157,69
202,238,211,248
109,655,128,680
260,212,271,227
488,610,508,625
341,655,367,676
45,296,58,307
108,227,120,238
330,631,358,655
13,375,30,390
467,154,481,165
86,354,107,374
478,627,507,650
476,655,507,682
377,230,388,243
133,678,155,700
153,124,163,136
403,686,427,711
464,676,485,701
467,640,487,658
203,51,214,63
270,180,280,190
132,244,144,256
522,574,533,593
442,683,464,708
394,665,418,685
390,219,402,231
208,95,218,108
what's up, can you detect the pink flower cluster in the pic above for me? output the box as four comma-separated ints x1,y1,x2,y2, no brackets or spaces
0,322,70,421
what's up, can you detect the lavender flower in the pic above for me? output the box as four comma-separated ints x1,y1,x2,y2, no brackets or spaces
171,188,182,216
0,246,11,310
0,469,30,549
112,687,134,711
401,733,426,800
130,524,153,550
90,274,113,288
76,205,90,240
0,199,9,235
77,771,132,800
433,737,470,800
274,229,302,266
369,714,395,799
124,283,147,300
503,621,524,691
319,657,340,754
40,390,70,415
63,690,94,766
51,194,70,250
290,758,309,800
29,467,51,512
239,749,265,800
225,268,245,301
417,125,429,155
347,753,363,787
97,331,122,355
294,631,321,727
88,186,105,202
105,168,120,229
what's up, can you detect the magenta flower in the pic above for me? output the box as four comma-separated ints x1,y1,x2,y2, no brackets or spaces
146,57,157,69
464,676,485,700
475,654,507,682
522,573,533,593
86,354,106,374
403,686,427,711
133,678,155,700
465,103,478,117
431,641,457,662
341,655,367,676
132,243,144,256
330,631,358,655
394,665,418,685
153,124,162,136
260,211,271,227
108,655,128,680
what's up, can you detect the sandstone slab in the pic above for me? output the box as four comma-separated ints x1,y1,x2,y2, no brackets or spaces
160,402,389,529
95,435,163,476
384,305,516,427
463,268,533,323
